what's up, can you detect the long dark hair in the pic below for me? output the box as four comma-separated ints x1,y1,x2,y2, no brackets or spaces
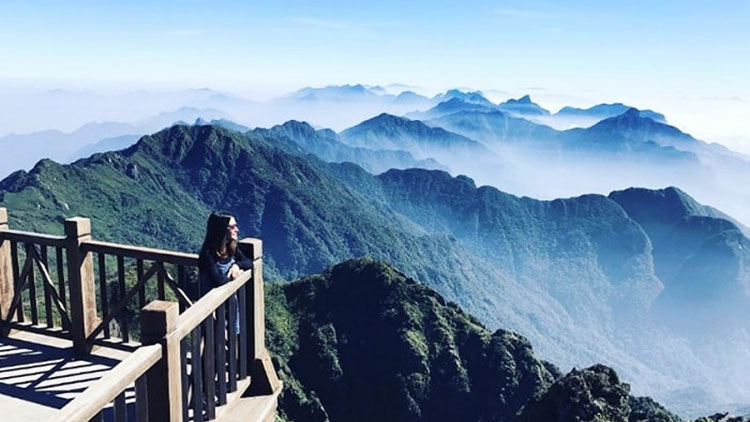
200,211,236,258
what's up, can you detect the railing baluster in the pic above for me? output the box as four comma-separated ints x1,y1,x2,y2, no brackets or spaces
117,255,129,343
56,247,67,323
215,303,227,405
98,253,110,339
113,390,127,422
41,245,53,328
181,338,189,422
157,264,165,300
238,284,248,379
10,240,23,322
228,296,238,392
137,259,145,310
26,243,39,325
202,316,216,419
177,265,186,313
91,410,103,422
191,327,204,422
135,374,149,422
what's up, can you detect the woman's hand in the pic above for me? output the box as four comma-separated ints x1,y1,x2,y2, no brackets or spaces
228,264,243,280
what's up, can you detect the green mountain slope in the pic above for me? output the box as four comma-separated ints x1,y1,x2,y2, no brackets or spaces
268,258,677,422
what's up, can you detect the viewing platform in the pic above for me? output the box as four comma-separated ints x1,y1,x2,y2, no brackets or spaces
0,208,281,421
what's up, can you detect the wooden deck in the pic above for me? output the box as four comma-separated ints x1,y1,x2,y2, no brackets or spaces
0,330,131,421
0,210,280,421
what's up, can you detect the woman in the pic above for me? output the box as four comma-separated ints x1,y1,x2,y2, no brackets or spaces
198,211,252,297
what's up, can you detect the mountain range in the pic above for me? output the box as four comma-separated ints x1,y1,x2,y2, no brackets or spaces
3,123,750,416
0,106,230,179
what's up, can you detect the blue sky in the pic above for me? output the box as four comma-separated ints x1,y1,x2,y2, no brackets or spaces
1,0,749,149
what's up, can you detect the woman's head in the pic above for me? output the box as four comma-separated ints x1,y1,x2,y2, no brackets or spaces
201,211,239,257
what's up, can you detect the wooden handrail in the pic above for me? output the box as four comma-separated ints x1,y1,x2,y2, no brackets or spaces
81,239,199,266
171,265,254,341
0,229,67,248
56,344,162,422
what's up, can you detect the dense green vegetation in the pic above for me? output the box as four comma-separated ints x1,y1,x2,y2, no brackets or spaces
268,258,682,422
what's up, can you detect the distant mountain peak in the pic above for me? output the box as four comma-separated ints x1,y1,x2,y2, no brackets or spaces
502,95,532,105
279,119,316,132
623,107,641,117
433,89,494,106
609,186,725,225
498,95,550,115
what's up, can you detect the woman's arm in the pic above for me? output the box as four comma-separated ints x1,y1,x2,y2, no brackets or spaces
234,247,253,270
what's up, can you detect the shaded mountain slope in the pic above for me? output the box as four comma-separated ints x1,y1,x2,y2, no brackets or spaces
253,120,446,174
340,113,493,162
268,258,676,422
610,187,750,331
428,109,559,147
556,103,666,123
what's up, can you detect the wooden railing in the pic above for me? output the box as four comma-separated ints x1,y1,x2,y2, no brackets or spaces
0,217,72,340
0,209,200,352
0,208,281,421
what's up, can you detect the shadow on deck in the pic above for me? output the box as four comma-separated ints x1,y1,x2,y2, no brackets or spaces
0,330,130,420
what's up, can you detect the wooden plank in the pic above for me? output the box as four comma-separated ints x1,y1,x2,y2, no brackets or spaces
250,258,264,359
228,296,238,392
0,216,14,327
82,240,199,267
157,263,166,300
191,326,205,422
181,338,190,422
26,244,38,325
137,259,145,309
117,255,129,343
56,344,162,422
211,378,254,422
98,253,110,338
141,300,182,422
215,303,227,405
202,316,216,419
114,390,127,422
0,229,67,247
238,284,248,379
41,245,53,327
177,265,186,313
7,321,71,340
56,247,67,316
135,375,149,422
11,240,23,322
65,217,98,355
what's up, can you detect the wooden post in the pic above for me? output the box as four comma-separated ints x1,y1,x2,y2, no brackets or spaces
65,217,98,354
240,238,282,395
0,208,13,329
142,300,182,422
238,238,264,362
